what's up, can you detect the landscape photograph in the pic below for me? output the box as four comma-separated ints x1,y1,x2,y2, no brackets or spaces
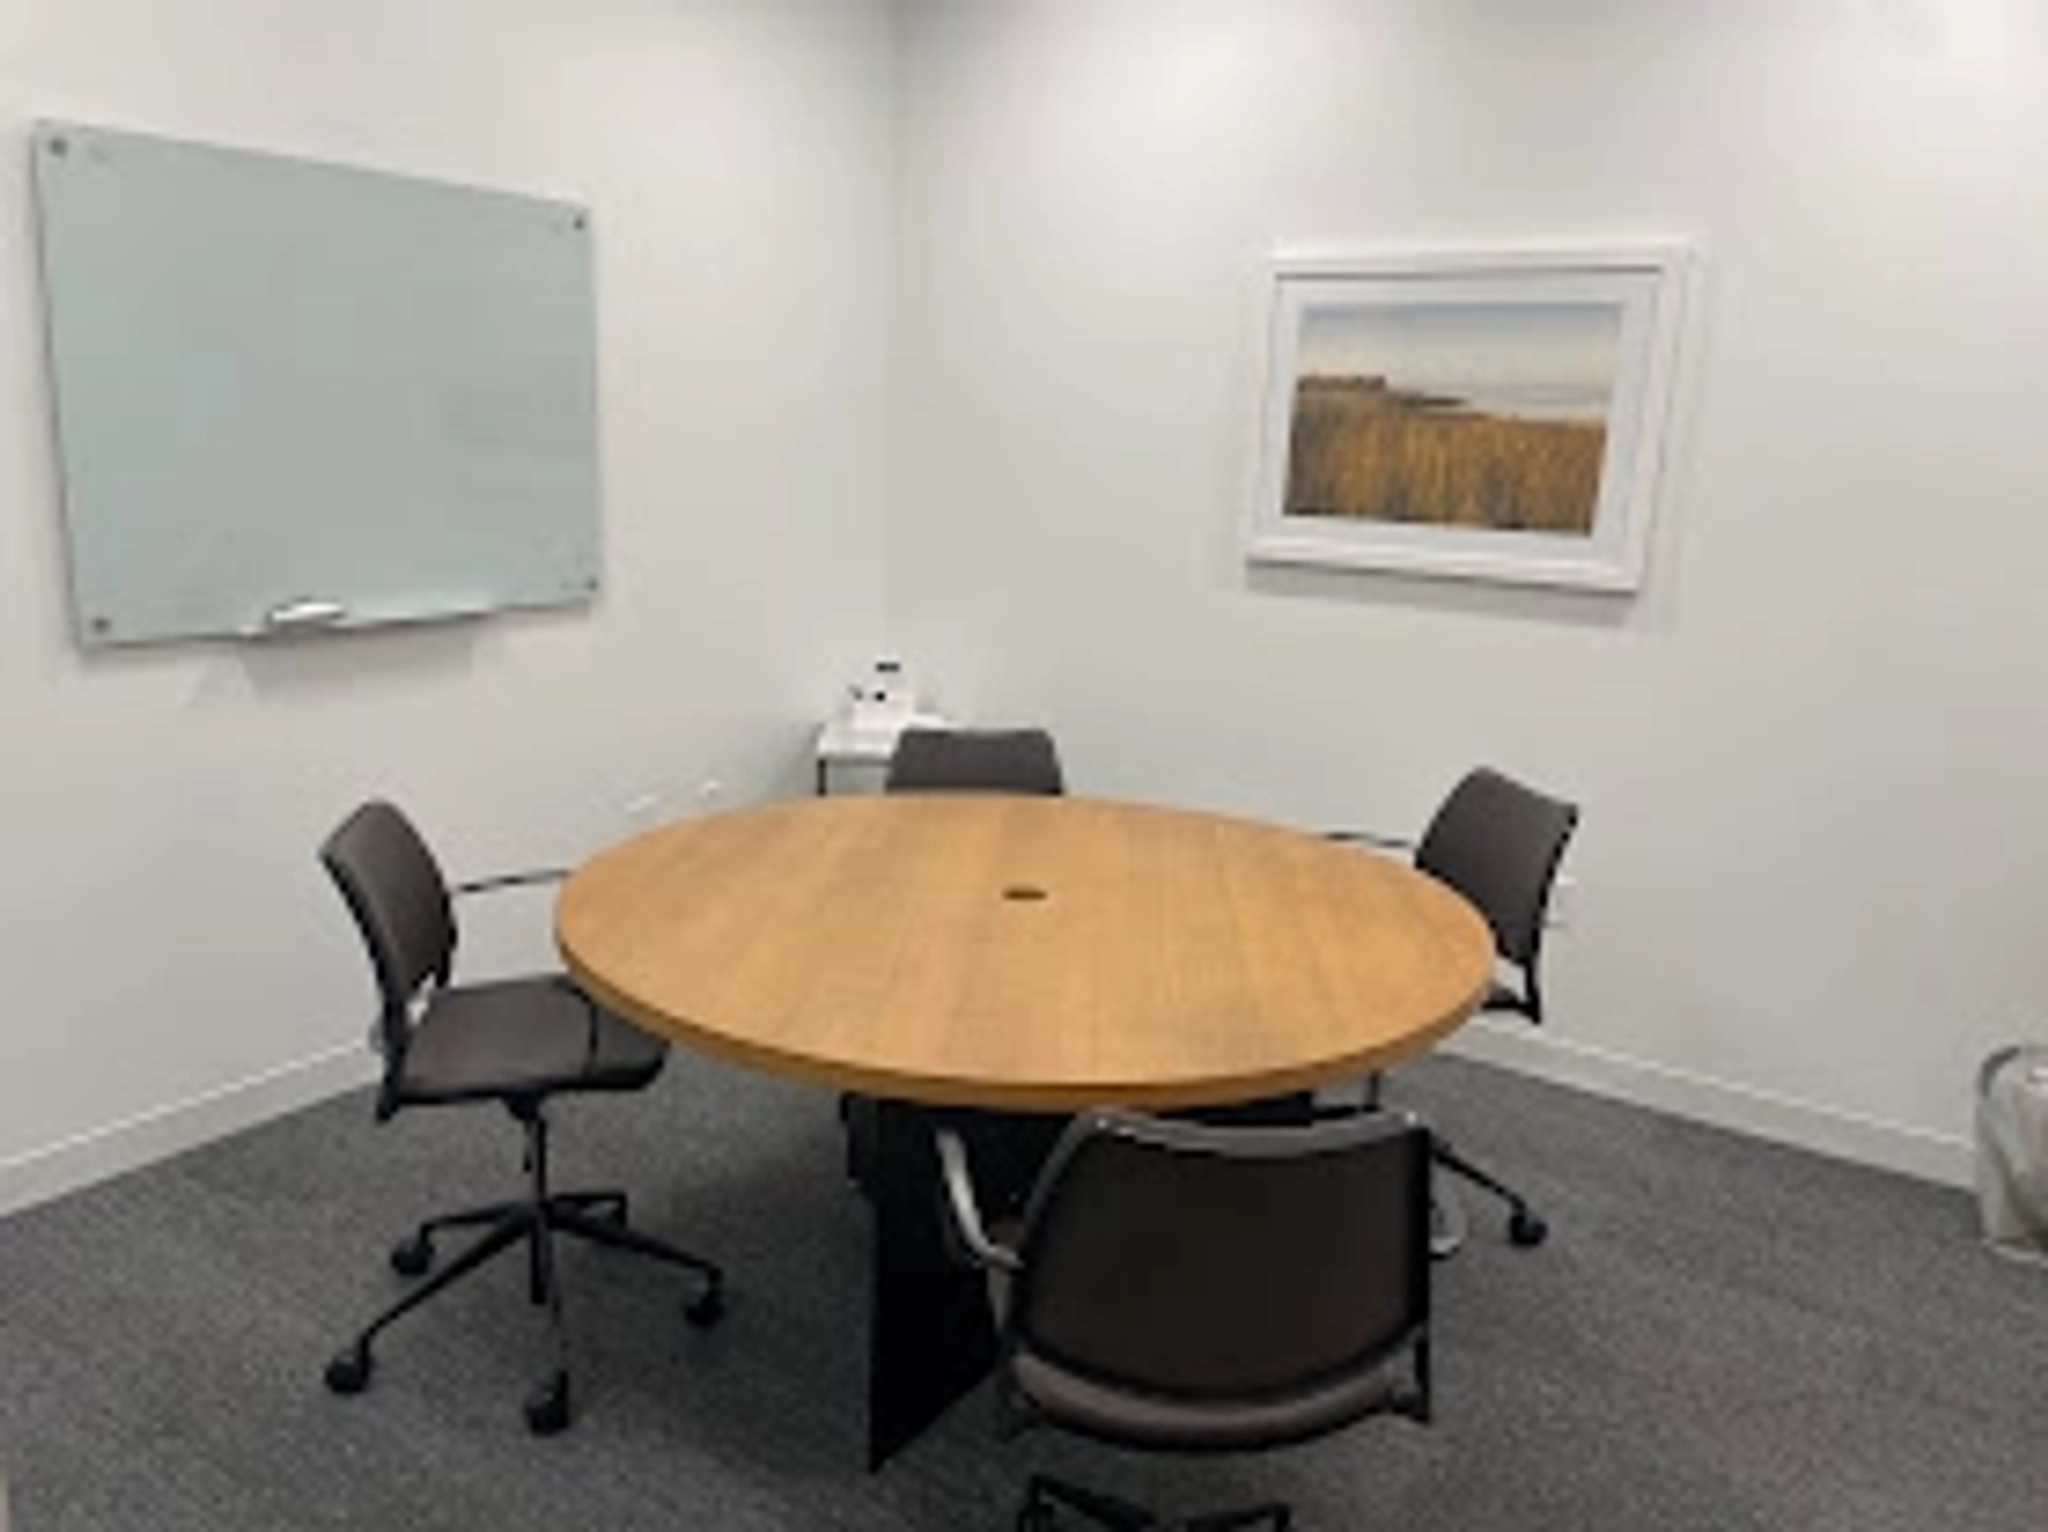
1281,299,1622,537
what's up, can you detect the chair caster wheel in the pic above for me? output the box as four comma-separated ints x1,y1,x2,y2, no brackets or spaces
324,1344,372,1395
685,1285,725,1327
524,1372,571,1436
1509,1209,1549,1247
390,1233,434,1276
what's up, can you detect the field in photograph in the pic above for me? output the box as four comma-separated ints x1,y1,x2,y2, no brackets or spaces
1283,375,1606,534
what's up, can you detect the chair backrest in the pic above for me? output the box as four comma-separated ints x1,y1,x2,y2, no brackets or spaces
321,801,457,1070
1414,767,1578,1020
1007,1111,1430,1422
884,727,1065,795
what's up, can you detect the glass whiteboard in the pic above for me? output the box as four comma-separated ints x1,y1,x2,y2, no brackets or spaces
32,121,602,647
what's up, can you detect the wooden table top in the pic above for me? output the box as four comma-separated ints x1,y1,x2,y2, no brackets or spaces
557,795,1492,1112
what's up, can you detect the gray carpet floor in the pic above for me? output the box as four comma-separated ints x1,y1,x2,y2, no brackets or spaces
3,1052,2047,1530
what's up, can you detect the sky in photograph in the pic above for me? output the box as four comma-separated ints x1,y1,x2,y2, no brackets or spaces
1295,299,1621,419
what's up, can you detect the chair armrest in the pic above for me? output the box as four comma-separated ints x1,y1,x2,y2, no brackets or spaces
451,868,569,897
1323,830,1413,853
935,1129,1021,1274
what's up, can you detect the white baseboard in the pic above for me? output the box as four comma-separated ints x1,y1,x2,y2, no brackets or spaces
0,1044,377,1219
1442,1018,1974,1188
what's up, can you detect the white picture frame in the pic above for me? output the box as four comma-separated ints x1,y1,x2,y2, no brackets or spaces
1243,241,1693,592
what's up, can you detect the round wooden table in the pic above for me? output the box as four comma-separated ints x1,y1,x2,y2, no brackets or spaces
557,794,1492,1467
559,794,1491,1112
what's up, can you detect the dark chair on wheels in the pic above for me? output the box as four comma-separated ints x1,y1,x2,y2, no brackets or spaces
318,800,724,1434
1334,766,1580,1250
842,726,1068,1194
938,1109,1435,1532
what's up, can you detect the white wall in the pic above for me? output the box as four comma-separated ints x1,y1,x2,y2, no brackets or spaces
9,0,2045,1212
888,0,2048,1179
0,0,897,1209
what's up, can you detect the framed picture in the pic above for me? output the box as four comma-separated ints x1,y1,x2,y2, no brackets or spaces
1244,242,1692,592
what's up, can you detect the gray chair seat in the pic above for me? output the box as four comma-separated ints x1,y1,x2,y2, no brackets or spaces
1009,1352,1406,1453
396,976,666,1105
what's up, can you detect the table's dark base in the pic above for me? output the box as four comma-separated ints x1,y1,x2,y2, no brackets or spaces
867,1101,1064,1469
863,1092,1318,1469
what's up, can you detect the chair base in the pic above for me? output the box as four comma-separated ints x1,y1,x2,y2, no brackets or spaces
1433,1137,1548,1250
325,1110,723,1434
1016,1473,1290,1531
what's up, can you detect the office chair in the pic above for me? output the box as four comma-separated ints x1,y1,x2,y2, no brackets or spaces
1334,766,1580,1249
842,726,1068,1195
883,726,1067,795
318,801,724,1435
938,1109,1434,1532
